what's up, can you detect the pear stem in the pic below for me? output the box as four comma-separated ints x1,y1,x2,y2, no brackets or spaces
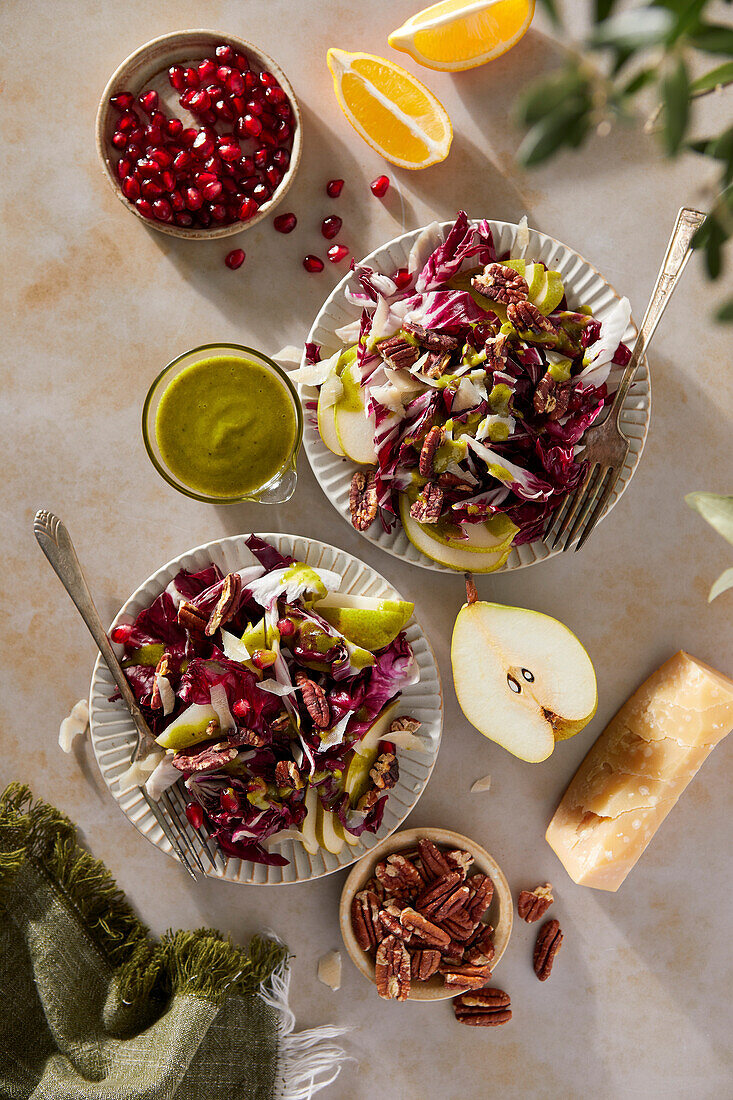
465,573,478,605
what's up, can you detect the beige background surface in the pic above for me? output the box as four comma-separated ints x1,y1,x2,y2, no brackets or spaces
2,1,732,1097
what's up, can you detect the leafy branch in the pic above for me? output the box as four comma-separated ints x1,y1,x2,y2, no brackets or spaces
515,0,733,321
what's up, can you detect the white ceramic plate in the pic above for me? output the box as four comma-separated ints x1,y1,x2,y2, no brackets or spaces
89,533,443,885
299,219,651,572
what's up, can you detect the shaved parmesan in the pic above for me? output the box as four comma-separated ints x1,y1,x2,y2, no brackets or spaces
470,774,492,794
145,755,181,800
288,348,342,386
155,673,175,716
317,950,342,991
117,749,166,793
221,629,250,663
209,682,235,734
58,699,89,753
272,345,303,367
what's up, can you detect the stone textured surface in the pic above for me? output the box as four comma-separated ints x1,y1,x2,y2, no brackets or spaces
1,2,731,1097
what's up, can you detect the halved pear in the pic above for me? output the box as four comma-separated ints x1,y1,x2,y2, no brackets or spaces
155,703,219,751
334,360,377,464
299,785,320,854
315,800,345,855
316,593,414,652
451,583,597,762
399,495,515,572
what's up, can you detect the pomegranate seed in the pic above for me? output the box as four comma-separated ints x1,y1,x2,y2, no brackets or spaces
216,44,236,64
198,58,216,81
234,51,250,72
216,65,233,84
121,176,140,201
202,179,223,200
152,198,173,221
160,169,176,190
225,248,245,269
118,112,137,133
328,244,349,263
192,131,215,157
137,157,158,174
272,148,290,169
214,98,234,120
273,212,296,233
244,70,258,92
197,170,218,185
110,91,135,111
185,802,204,829
151,148,172,168
185,186,203,210
232,699,250,719
184,66,200,88
151,110,167,128
251,182,270,203
126,143,142,161
167,117,183,138
169,65,186,91
260,127,277,148
321,215,342,239
142,178,163,199
135,198,154,219
274,121,290,144
231,95,246,116
116,157,131,180
276,617,295,636
210,202,227,220
276,103,292,122
240,176,259,195
371,174,390,198
198,209,211,228
220,787,240,813
393,267,411,290
238,197,258,220
259,71,277,87
138,89,158,115
252,648,276,669
244,113,263,137
379,740,396,754
227,70,245,95
254,148,268,170
144,125,163,146
222,177,237,194
170,189,185,211
181,127,198,147
246,98,264,117
175,211,194,227
189,89,211,113
180,89,196,109
265,165,282,188
173,150,191,172
239,156,255,176
303,255,324,273
219,142,241,163
111,131,127,149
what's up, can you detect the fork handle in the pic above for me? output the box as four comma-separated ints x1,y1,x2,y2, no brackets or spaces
611,206,706,422
33,510,154,755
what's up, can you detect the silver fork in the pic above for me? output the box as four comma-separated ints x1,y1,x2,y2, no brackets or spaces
546,206,706,552
33,509,218,880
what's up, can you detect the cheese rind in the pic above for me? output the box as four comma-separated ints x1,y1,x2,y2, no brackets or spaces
546,651,733,892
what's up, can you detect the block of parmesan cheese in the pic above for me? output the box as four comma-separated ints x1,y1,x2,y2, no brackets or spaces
546,651,733,892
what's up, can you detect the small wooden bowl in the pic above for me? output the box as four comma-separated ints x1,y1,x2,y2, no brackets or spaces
339,826,513,1002
95,29,302,239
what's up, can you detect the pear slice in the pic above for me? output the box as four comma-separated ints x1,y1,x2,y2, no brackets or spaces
121,643,165,668
399,494,515,572
317,393,344,457
315,800,345,855
344,699,400,807
315,593,414,652
316,352,351,457
533,269,564,315
334,360,377,464
155,703,219,751
451,581,597,762
300,785,320,854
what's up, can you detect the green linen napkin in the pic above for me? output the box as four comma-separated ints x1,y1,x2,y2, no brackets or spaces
0,784,347,1100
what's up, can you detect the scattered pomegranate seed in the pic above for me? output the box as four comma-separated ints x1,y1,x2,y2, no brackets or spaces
393,267,411,289
273,212,297,233
185,802,204,829
326,178,344,198
220,787,240,813
303,255,324,273
327,244,349,263
321,215,342,240
225,248,245,269
371,175,390,198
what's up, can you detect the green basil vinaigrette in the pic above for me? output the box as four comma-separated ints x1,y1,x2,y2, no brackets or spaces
155,355,297,498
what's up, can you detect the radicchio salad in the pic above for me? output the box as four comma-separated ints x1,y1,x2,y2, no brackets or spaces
113,536,424,866
290,211,633,569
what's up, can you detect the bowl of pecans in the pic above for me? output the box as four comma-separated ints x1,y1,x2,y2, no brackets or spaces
339,826,512,1002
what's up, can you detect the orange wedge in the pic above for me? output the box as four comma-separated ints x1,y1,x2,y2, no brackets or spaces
389,0,535,72
326,48,452,169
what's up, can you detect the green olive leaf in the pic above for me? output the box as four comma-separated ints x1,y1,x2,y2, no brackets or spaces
685,492,733,545
690,23,733,57
709,568,733,602
690,60,733,94
661,56,690,155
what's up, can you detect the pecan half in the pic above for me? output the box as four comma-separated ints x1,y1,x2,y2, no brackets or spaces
356,787,380,813
445,849,474,880
378,335,421,370
507,300,557,335
177,601,208,635
416,872,462,919
375,853,423,898
228,726,266,748
149,654,175,710
441,962,493,991
517,883,554,924
533,372,572,420
425,351,452,379
473,263,528,305
370,752,399,790
437,910,477,942
205,572,242,636
351,890,381,952
485,333,509,371
378,904,408,940
375,935,411,1001
349,469,378,532
410,948,441,982
402,320,459,353
464,925,495,967
274,760,303,790
389,716,421,735
294,672,330,729
534,918,562,981
417,838,452,882
171,741,237,773
409,483,443,524
466,874,494,922
419,426,444,477
453,988,512,1027
400,907,451,949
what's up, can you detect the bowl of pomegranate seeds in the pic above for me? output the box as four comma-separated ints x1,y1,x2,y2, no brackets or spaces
339,826,513,1001
96,30,302,238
